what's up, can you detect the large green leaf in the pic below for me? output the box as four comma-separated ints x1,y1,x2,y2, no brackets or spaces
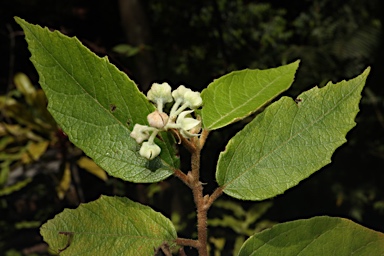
238,216,384,256
40,196,177,255
15,17,179,183
201,61,299,130
216,68,369,200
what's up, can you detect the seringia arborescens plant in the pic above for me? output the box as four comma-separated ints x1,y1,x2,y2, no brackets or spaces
15,17,384,256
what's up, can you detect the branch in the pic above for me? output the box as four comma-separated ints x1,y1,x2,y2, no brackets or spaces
178,247,187,256
198,129,210,149
204,186,224,210
175,238,200,248
173,168,192,188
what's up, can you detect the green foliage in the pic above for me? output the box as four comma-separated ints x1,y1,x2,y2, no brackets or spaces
15,17,179,183
216,69,370,200
201,61,299,130
238,216,384,255
15,16,377,256
41,196,177,255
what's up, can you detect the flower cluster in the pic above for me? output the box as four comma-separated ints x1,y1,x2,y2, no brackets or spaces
130,82,202,160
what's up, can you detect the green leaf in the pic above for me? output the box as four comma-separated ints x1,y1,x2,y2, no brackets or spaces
40,195,177,255
15,17,179,183
201,61,299,130
216,68,370,200
238,216,384,256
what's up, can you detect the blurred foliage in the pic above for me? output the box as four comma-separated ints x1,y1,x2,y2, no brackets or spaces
146,0,381,93
0,73,56,193
0,73,108,254
148,0,294,87
1,0,384,255
208,199,275,255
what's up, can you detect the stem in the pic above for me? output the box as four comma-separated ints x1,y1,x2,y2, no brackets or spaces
173,168,191,188
170,129,196,153
173,128,222,255
204,187,223,210
190,140,208,256
160,243,172,256
178,247,187,256
198,129,210,148
148,129,159,144
175,238,200,248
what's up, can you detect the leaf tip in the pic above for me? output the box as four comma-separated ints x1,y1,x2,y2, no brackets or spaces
362,66,371,77
14,16,25,26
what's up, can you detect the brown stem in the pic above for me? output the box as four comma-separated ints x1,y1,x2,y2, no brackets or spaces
160,243,172,256
173,129,222,256
190,141,209,256
204,186,224,210
199,129,210,148
173,168,191,188
178,247,187,256
175,238,200,248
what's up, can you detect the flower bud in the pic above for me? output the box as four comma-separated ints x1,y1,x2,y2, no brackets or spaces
147,110,169,129
147,82,173,110
139,141,161,160
184,90,203,109
176,110,201,138
172,85,192,101
130,124,151,143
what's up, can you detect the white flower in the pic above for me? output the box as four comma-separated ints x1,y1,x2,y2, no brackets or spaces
172,85,192,101
170,85,203,118
184,90,203,109
176,110,201,138
147,82,173,112
130,124,152,144
139,141,161,160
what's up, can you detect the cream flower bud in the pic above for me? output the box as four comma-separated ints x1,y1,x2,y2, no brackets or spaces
139,141,161,160
130,124,151,143
172,85,192,101
184,90,203,109
147,110,169,129
176,110,201,138
147,83,173,112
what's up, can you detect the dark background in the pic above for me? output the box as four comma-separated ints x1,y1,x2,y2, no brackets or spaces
1,0,384,255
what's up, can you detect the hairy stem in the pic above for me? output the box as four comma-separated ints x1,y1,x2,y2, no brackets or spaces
173,168,191,188
191,138,208,256
174,129,222,255
175,238,200,248
205,186,223,210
